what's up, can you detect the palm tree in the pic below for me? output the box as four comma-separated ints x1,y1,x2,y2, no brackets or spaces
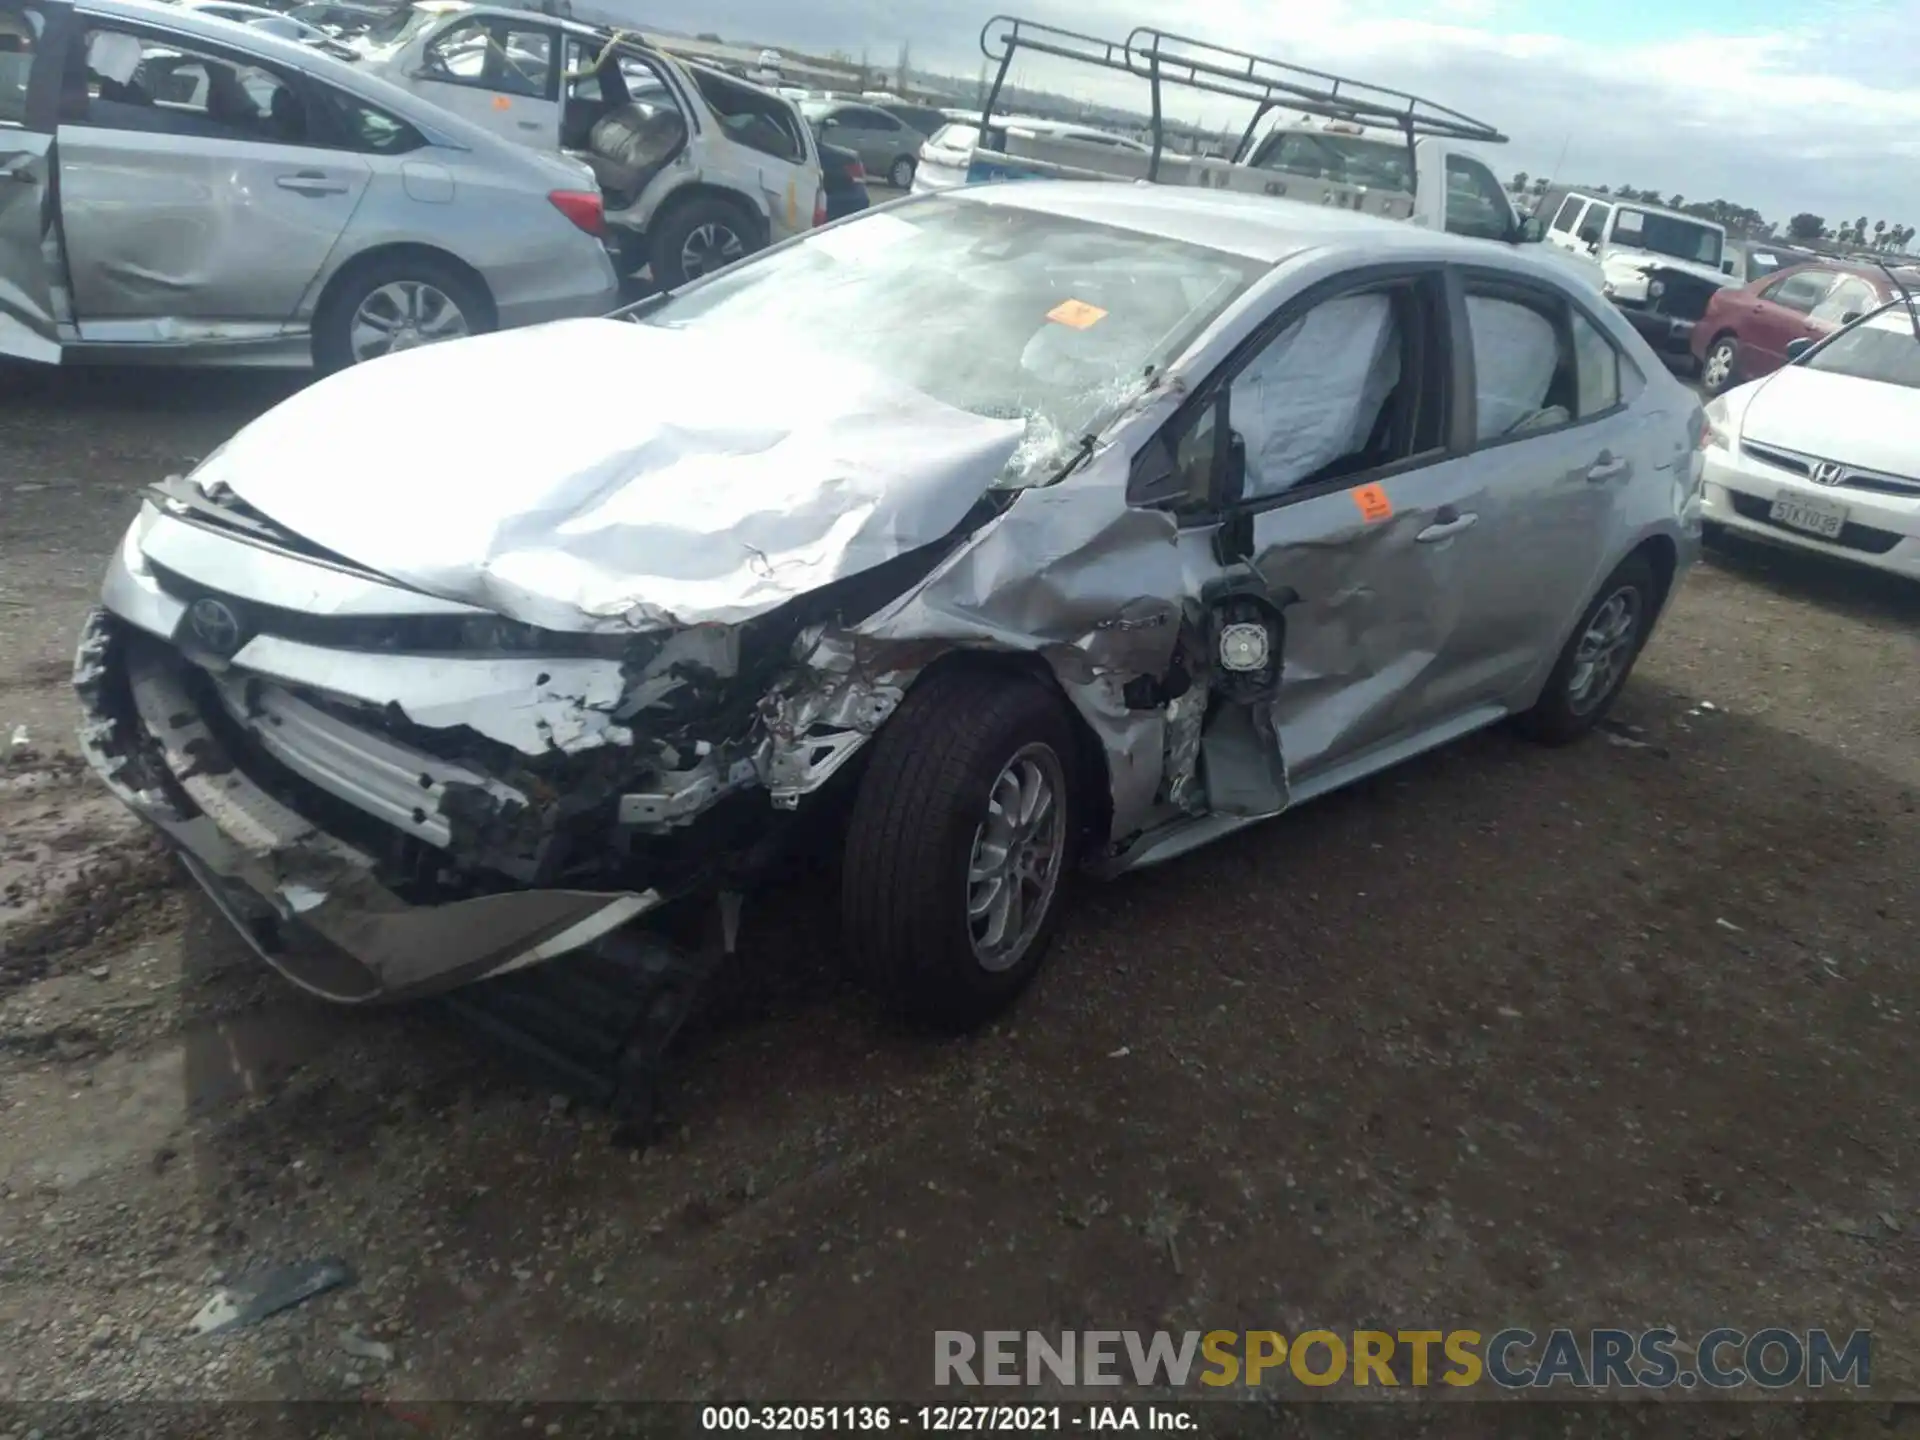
1668,194,1684,209
1510,170,1528,192
1874,220,1888,249
1854,216,1869,246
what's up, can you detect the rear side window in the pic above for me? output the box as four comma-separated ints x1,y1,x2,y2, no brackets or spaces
1462,283,1628,442
1549,196,1583,234
0,2,44,126
310,82,423,153
69,26,308,144
1810,276,1875,326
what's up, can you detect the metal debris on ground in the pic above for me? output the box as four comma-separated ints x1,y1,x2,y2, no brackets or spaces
186,1257,355,1336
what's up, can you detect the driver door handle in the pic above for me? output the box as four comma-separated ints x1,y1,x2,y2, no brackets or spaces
1416,507,1479,543
1587,454,1630,482
275,171,349,195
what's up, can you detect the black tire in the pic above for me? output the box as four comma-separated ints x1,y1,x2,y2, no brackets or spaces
841,667,1078,1030
1700,333,1740,395
312,254,490,374
888,155,916,189
649,195,758,289
1516,552,1660,746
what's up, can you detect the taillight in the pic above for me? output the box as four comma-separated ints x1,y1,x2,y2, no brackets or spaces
812,187,827,228
548,189,605,238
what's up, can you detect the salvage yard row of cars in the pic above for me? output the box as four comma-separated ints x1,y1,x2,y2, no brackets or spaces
25,6,1920,1099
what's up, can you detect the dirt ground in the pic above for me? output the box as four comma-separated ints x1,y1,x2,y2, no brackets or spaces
1,359,1918,1420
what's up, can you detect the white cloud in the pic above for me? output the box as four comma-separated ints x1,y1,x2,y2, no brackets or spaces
639,0,1920,229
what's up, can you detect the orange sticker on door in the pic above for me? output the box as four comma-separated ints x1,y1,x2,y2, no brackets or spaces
1352,484,1393,523
1046,299,1107,329
492,95,512,110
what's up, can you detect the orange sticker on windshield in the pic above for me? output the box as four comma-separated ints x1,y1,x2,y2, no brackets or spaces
1352,484,1393,523
492,95,512,110
1047,299,1107,329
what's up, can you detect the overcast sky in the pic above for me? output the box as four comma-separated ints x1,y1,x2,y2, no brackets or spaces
637,0,1920,230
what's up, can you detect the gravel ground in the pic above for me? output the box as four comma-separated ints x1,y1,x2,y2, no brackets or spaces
1,359,1918,1420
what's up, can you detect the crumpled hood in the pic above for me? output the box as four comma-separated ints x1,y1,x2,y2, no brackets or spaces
1740,363,1920,475
191,319,1026,634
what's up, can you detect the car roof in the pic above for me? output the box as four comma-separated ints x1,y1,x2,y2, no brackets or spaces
945,179,1516,266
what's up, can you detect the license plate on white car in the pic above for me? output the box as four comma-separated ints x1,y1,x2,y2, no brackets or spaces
1768,491,1848,540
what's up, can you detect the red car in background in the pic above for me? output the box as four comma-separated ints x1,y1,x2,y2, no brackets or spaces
1690,262,1915,394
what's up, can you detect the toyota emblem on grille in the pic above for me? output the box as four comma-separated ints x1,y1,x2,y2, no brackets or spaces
186,597,244,658
1811,462,1847,487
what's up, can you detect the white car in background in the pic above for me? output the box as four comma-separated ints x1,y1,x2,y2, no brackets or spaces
912,115,1148,194
1700,299,1920,579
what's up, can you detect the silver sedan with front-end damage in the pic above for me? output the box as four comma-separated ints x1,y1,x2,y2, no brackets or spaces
76,182,1703,1064
0,0,616,369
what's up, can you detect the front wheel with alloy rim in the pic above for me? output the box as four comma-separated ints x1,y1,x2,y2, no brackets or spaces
841,668,1078,1030
649,197,756,288
1516,552,1659,745
888,156,916,189
1700,334,1739,394
313,256,490,372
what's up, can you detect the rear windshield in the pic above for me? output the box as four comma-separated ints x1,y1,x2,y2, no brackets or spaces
1611,208,1723,267
1804,312,1920,390
1250,131,1413,192
642,194,1267,488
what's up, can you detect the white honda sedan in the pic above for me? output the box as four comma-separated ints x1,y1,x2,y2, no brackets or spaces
1700,300,1920,579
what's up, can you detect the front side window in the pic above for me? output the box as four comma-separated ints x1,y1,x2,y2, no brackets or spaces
645,196,1268,489
422,18,553,97
1763,268,1835,315
71,27,306,143
1229,289,1414,499
1443,155,1514,243
1802,313,1920,389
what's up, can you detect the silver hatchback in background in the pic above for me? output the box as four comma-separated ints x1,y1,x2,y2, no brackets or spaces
0,0,618,368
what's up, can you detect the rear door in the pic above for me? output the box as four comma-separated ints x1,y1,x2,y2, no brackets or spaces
0,0,64,361
57,19,372,341
1448,269,1646,701
1744,267,1836,371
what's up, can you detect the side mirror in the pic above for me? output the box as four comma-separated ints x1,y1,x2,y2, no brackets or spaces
1785,337,1814,361
1721,259,1735,274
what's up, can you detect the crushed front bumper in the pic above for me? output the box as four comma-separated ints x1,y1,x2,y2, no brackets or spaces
73,610,661,1004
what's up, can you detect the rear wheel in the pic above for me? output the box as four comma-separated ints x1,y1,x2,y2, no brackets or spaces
841,668,1077,1030
649,196,757,288
312,255,490,373
1516,553,1660,745
888,155,916,189
1700,334,1739,394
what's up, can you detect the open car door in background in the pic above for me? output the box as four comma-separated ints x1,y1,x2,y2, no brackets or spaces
0,0,64,362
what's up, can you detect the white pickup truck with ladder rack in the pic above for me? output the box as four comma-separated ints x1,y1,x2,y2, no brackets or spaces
958,16,1603,289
